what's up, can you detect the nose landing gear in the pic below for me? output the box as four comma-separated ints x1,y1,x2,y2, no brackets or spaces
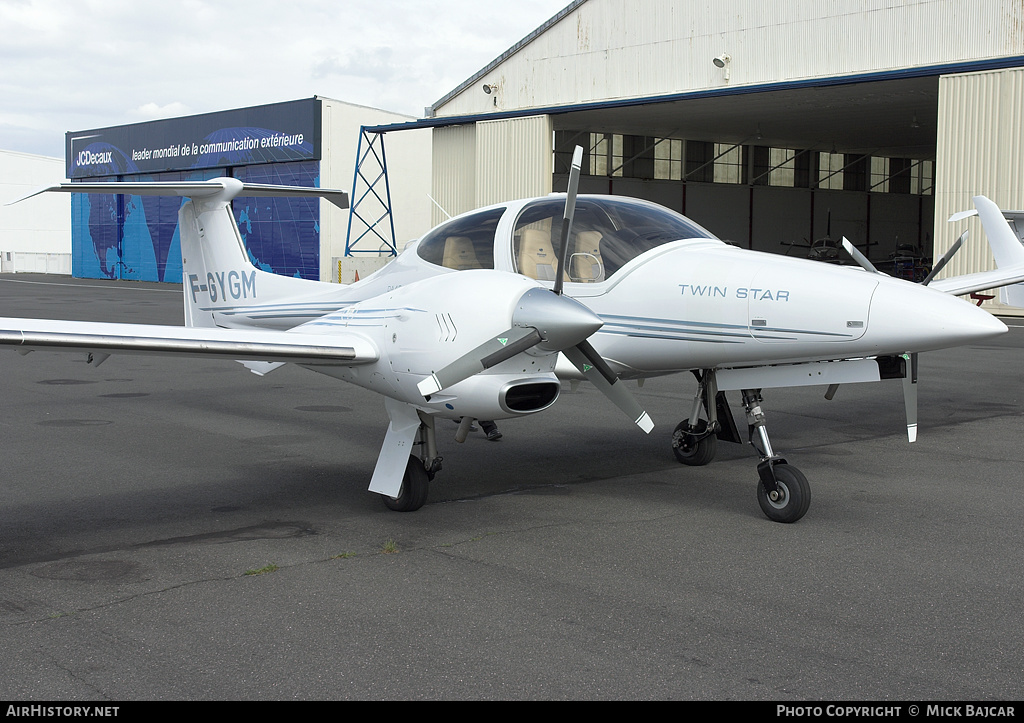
742,389,811,524
672,370,811,523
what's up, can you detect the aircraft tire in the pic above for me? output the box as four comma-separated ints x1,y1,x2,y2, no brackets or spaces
672,419,717,466
382,456,430,512
756,464,810,523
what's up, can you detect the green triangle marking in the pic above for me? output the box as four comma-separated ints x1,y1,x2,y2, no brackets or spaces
498,337,508,345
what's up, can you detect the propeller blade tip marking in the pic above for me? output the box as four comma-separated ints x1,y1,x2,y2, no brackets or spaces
636,412,655,434
417,374,442,398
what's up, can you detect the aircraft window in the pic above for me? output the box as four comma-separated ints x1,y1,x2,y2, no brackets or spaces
416,207,503,270
513,197,716,281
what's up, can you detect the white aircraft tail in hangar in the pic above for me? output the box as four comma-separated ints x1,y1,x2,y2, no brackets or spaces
7,148,1024,522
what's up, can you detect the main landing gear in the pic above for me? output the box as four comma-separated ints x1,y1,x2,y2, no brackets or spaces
671,370,811,523
381,416,443,512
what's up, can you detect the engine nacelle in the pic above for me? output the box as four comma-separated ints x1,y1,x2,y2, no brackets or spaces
411,371,561,421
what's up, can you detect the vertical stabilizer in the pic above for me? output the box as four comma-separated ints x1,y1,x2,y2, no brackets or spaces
974,196,1024,307
17,177,350,328
177,191,257,328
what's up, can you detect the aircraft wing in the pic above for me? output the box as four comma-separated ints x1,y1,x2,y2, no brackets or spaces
0,317,377,365
927,267,1024,296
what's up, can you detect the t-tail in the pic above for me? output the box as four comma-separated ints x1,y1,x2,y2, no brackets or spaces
931,195,1024,299
12,178,349,330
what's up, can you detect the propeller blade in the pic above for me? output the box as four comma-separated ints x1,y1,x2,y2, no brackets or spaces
417,287,603,398
902,352,918,443
921,231,966,286
553,145,584,296
417,327,543,397
841,237,879,274
562,341,654,434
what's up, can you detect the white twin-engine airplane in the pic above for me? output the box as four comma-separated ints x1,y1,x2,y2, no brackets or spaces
8,147,1024,522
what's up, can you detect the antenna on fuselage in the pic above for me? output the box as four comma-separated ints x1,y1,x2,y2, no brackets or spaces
427,194,452,220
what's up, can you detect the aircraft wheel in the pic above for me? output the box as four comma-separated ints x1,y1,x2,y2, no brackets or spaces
756,464,810,523
382,456,430,512
672,419,717,466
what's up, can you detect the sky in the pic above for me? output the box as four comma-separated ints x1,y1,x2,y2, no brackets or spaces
0,0,571,159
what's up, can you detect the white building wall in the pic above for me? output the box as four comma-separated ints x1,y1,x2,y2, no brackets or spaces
934,67,1024,311
318,97,432,280
435,0,1024,118
0,150,70,273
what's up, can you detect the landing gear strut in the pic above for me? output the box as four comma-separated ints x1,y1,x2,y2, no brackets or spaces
672,370,738,466
741,389,810,524
671,372,811,523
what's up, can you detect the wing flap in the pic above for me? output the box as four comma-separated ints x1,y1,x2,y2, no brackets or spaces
0,317,377,365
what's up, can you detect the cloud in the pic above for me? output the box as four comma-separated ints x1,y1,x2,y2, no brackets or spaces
0,0,571,157
130,102,195,121
313,47,397,83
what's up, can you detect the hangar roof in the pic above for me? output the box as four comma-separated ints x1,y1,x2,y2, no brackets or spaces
391,0,1024,160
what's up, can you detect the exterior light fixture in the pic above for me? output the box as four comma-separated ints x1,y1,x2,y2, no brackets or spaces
712,54,731,81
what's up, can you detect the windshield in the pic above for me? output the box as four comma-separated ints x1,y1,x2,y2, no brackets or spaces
513,197,716,282
416,207,504,270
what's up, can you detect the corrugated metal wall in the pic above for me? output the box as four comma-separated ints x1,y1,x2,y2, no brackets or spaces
431,116,553,223
475,116,554,208
431,124,476,226
934,68,1024,309
437,0,1023,118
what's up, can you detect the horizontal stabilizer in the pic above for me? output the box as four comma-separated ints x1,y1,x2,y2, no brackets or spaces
8,177,349,209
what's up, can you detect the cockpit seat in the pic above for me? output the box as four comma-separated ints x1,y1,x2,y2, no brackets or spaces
517,228,557,281
441,236,482,270
570,230,604,282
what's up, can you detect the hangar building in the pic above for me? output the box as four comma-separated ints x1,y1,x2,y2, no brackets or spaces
65,97,430,283
0,150,70,274
385,0,1024,311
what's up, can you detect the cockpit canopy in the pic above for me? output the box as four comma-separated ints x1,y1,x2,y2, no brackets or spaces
416,195,717,282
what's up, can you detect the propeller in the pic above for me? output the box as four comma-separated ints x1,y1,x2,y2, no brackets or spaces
416,145,654,434
899,231,966,441
562,340,654,432
553,146,653,432
902,352,918,443
416,288,602,397
840,235,931,443
841,225,965,443
552,146,583,297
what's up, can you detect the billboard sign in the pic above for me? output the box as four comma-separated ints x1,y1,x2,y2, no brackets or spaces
66,98,322,178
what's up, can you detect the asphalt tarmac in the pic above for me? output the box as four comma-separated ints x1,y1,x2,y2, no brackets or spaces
0,273,1022,701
